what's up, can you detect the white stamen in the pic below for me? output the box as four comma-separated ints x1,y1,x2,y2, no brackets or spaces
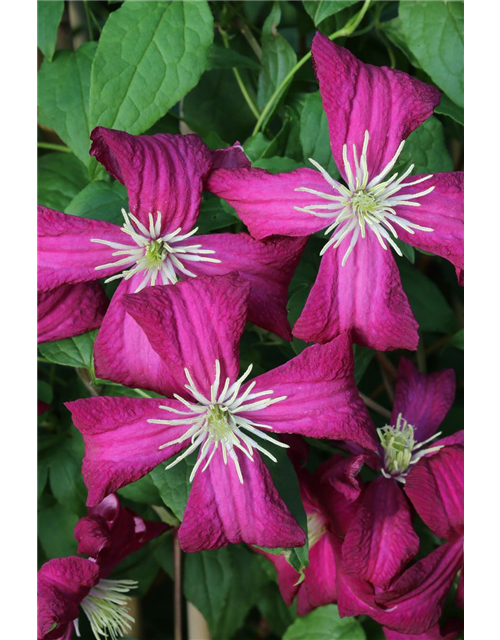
151,360,288,483
294,131,435,264
80,578,137,640
91,210,221,292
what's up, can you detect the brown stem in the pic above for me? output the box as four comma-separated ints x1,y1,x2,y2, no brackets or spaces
375,352,398,379
359,392,391,419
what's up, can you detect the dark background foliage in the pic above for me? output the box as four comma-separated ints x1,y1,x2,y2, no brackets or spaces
37,1,464,638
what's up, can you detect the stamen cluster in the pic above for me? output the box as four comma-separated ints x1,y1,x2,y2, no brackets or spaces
79,578,138,640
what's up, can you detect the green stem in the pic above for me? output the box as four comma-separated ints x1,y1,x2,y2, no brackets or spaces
83,1,94,41
252,0,371,135
89,6,103,35
220,29,260,121
37,142,71,153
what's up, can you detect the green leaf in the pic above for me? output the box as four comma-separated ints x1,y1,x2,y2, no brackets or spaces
435,94,464,126
37,1,64,61
257,583,297,637
399,1,464,108
393,239,415,264
398,260,456,334
197,195,238,234
300,92,339,177
302,1,359,26
38,43,97,166
381,17,420,68
253,156,303,173
283,604,366,640
150,456,195,520
38,504,79,559
257,3,297,114
353,345,374,384
118,472,161,505
38,330,97,370
397,117,453,175
89,1,214,134
208,45,261,71
38,152,89,211
448,328,464,350
66,181,128,224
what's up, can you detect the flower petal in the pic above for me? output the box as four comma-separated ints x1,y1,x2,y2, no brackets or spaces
256,551,300,606
186,233,307,340
342,477,419,587
311,33,440,180
297,531,338,615
38,206,128,290
179,449,306,552
38,557,99,639
383,621,463,640
94,276,176,397
207,167,334,240
37,282,108,343
396,173,464,282
391,358,455,442
316,453,371,503
66,396,192,506
404,446,464,542
293,234,419,350
210,142,250,169
123,273,250,398
90,127,212,233
243,333,377,451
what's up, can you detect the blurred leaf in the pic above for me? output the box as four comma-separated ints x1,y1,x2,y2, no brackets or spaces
38,504,79,559
111,542,161,597
253,156,303,173
399,1,464,108
394,239,415,264
448,329,464,350
38,330,97,370
398,260,456,334
66,181,128,223
397,117,453,175
89,1,214,133
300,91,339,177
37,0,64,61
382,17,420,67
38,153,89,211
118,472,161,505
257,582,297,636
197,195,238,233
353,345,374,384
38,43,97,166
257,3,297,115
283,604,366,639
150,456,195,520
435,94,464,126
208,45,261,71
302,1,359,26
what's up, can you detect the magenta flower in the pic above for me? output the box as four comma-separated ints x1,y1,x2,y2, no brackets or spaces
207,34,464,351
66,273,376,553
383,620,463,640
37,280,108,343
323,358,463,590
38,128,306,391
38,495,167,640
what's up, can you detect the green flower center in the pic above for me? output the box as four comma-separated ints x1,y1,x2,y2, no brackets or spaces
144,239,168,269
206,404,231,441
350,189,379,217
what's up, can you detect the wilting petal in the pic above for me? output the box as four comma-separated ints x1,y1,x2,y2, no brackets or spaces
383,621,463,640
311,33,440,180
207,167,334,240
392,358,455,443
90,127,212,233
297,531,338,615
244,333,376,450
396,173,464,282
123,273,250,398
293,234,419,350
38,206,129,290
37,282,108,343
374,539,464,634
37,557,99,640
342,477,419,587
94,275,176,397
404,446,464,542
316,453,371,503
179,449,306,552
187,233,307,340
210,142,250,169
66,397,193,506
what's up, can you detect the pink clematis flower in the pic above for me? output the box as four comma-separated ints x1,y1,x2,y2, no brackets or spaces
37,129,306,392
323,358,463,590
37,282,108,343
38,495,168,640
207,34,464,351
383,620,463,640
66,273,376,553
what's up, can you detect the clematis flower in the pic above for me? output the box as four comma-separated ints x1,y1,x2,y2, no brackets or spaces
37,130,307,393
323,358,463,590
38,496,168,640
383,620,463,640
66,273,376,553
207,34,464,351
38,281,108,343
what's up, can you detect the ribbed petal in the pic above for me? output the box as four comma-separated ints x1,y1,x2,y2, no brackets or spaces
297,531,338,615
383,621,463,640
210,142,250,169
311,33,440,180
90,127,212,233
293,234,419,350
